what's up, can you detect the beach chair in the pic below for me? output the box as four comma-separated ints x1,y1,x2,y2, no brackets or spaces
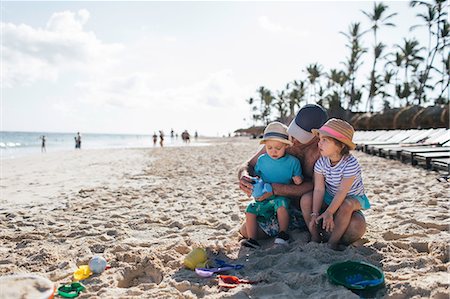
413,151,450,169
399,146,450,163
431,158,450,173
378,128,448,159
364,130,419,154
373,129,435,157
356,130,403,152
354,130,390,151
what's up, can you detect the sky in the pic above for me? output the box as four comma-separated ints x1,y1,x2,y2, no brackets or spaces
1,1,430,136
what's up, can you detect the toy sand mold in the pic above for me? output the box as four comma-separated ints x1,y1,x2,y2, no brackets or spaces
0,274,55,299
327,260,385,295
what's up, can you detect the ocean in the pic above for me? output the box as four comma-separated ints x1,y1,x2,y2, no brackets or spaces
0,131,205,159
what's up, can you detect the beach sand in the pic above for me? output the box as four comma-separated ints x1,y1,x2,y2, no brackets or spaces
0,137,448,298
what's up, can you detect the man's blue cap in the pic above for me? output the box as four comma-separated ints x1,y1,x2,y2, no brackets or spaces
287,104,328,144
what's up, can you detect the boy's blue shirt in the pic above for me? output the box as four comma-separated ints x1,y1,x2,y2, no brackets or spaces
254,153,302,184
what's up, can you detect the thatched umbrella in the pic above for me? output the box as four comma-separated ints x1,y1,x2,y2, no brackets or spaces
412,105,449,129
368,108,402,130
234,126,265,138
352,113,372,130
393,105,424,129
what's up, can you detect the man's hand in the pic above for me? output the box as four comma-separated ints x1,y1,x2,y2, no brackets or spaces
316,211,334,232
239,174,255,197
252,179,272,197
253,180,273,201
254,189,273,202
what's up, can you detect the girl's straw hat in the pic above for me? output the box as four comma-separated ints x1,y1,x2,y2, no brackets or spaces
312,118,356,150
260,122,293,146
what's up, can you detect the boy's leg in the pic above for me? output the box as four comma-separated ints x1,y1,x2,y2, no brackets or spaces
245,212,258,240
239,221,270,240
328,198,361,250
276,206,289,232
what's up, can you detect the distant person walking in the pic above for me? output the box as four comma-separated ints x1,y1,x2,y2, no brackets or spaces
171,129,175,138
152,132,158,146
181,130,190,143
40,135,46,153
194,131,198,140
159,130,164,147
74,132,82,149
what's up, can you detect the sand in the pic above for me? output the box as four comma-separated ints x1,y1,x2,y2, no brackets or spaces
0,137,448,298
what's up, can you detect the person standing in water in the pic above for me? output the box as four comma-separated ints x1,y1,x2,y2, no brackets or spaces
40,135,46,153
159,130,164,147
74,132,82,149
152,132,158,146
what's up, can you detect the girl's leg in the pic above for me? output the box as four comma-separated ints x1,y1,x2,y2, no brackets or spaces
245,212,259,240
328,198,361,250
340,212,366,245
276,206,289,232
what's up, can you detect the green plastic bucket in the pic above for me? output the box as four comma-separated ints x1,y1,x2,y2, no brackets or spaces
327,260,385,292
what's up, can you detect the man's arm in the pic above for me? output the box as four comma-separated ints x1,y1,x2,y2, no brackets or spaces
271,181,314,200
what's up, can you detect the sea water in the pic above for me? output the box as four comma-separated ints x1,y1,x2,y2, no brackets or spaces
0,131,205,159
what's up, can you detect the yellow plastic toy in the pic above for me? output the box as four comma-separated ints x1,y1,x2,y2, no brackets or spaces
183,248,208,270
73,265,92,281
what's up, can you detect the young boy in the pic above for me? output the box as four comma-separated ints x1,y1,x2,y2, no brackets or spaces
242,122,303,249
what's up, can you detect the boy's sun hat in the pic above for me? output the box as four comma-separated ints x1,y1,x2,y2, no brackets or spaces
288,104,328,144
312,118,356,150
260,122,293,146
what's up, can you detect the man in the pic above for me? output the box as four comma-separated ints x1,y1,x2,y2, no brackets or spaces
238,104,366,246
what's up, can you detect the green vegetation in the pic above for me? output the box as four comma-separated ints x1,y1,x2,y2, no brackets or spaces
245,1,449,127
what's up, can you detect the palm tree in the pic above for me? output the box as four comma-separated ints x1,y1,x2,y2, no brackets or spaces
340,22,367,111
305,63,323,103
274,90,288,122
366,42,387,111
246,97,261,126
410,0,449,104
257,86,274,125
384,52,403,106
287,80,306,118
327,69,347,106
395,38,425,105
435,51,449,104
362,2,397,111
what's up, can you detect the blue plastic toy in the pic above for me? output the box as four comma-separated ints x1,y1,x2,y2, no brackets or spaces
195,259,244,278
251,178,273,198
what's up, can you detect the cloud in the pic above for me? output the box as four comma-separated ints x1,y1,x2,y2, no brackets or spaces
258,16,309,37
75,69,246,111
1,9,123,87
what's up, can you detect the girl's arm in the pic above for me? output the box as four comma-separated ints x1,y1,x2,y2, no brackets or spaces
316,176,355,232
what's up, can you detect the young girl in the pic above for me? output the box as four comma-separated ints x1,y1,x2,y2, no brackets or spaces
242,122,303,249
307,118,370,250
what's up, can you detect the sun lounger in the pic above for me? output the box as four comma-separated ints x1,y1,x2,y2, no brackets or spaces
431,158,450,173
399,146,450,162
364,130,420,154
375,129,450,158
413,151,450,169
354,130,397,151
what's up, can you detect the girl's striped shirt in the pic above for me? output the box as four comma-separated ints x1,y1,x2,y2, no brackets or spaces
314,154,365,196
